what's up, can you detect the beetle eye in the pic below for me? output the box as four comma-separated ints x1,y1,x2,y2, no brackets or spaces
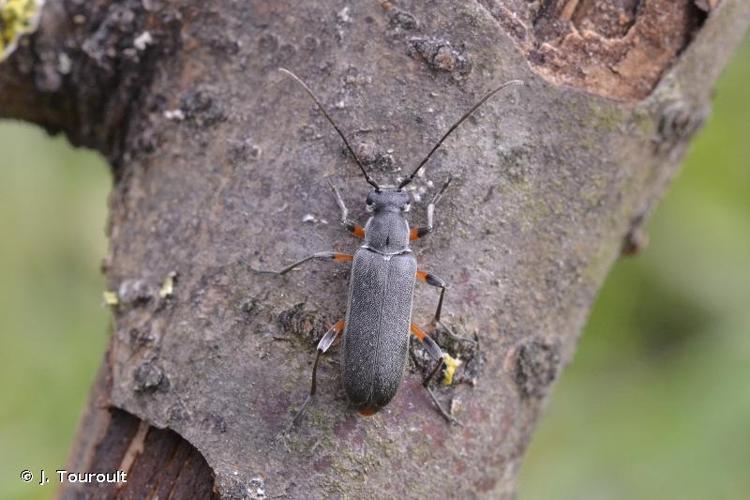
366,203,375,213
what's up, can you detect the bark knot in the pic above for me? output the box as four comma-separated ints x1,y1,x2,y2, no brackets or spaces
513,337,561,399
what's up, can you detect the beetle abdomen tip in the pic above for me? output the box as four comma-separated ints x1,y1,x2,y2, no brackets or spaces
358,406,379,417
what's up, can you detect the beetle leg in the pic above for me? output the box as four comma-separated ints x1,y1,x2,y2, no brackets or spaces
291,319,345,427
416,270,477,344
409,175,452,241
254,251,353,275
328,179,365,239
416,270,454,332
416,270,449,324
410,323,460,425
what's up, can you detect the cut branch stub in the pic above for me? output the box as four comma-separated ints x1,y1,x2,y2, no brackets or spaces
477,0,711,100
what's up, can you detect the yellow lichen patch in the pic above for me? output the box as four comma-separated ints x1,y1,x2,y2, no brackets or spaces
159,271,177,298
0,0,44,62
442,353,462,386
102,290,119,306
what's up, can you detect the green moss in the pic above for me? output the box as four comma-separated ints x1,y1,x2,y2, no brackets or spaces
632,108,656,137
587,102,628,134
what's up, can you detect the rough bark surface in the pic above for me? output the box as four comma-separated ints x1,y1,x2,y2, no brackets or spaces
2,1,749,498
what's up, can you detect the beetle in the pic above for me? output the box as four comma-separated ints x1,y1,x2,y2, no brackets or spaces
261,68,522,425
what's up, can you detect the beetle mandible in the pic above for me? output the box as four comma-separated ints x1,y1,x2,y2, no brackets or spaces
261,68,522,425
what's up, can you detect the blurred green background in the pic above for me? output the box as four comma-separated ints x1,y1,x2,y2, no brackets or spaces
520,38,750,499
0,119,110,497
0,40,748,500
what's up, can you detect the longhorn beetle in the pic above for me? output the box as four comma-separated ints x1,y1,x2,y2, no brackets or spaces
261,68,522,425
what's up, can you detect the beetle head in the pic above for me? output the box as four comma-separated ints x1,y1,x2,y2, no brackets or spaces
366,188,411,213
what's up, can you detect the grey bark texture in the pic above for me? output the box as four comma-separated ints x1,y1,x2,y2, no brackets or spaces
2,1,749,498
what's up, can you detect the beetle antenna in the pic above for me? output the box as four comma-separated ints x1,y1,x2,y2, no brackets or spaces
279,68,380,190
399,80,524,189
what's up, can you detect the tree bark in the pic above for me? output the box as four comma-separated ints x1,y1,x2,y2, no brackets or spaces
2,1,748,498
